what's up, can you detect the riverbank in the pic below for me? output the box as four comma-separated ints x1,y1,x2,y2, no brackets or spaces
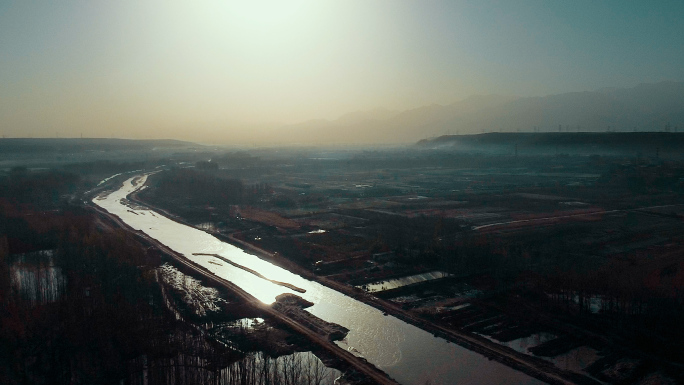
90,183,400,385
127,176,603,385
220,232,596,385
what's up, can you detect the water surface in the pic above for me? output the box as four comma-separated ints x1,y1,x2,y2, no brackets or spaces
94,175,544,385
360,271,450,293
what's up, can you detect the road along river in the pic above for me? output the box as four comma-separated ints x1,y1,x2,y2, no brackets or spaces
94,175,545,385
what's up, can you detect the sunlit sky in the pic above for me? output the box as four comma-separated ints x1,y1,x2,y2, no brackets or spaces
1,1,684,141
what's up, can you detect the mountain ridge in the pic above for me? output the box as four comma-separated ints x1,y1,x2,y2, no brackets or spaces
226,81,684,145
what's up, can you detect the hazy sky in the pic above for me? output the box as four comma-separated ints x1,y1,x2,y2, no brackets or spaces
1,1,684,140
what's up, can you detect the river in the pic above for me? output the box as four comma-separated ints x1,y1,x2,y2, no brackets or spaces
93,175,545,385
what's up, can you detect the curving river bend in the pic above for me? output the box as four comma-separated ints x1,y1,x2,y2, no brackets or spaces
94,175,544,385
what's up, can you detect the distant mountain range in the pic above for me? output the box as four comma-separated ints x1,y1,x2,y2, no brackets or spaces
417,132,684,158
258,81,684,145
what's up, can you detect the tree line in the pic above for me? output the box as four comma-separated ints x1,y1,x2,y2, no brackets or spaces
0,169,340,384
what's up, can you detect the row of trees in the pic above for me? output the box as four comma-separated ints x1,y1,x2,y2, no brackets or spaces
1,167,81,209
1,169,340,384
146,169,246,207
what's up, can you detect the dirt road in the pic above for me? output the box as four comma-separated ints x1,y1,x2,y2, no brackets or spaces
472,203,684,232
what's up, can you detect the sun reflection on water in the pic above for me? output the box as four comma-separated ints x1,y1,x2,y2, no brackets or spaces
94,175,547,385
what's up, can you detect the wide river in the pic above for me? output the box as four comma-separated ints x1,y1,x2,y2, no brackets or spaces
94,175,544,385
